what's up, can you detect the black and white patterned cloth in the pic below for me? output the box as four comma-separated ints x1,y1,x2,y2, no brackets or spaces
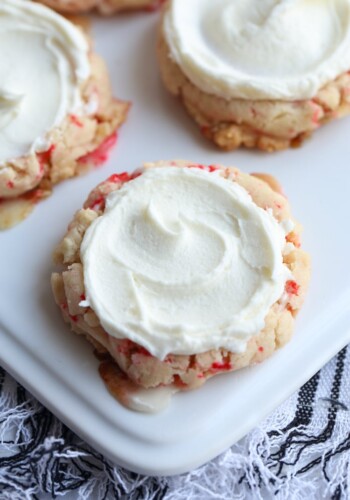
1,347,349,499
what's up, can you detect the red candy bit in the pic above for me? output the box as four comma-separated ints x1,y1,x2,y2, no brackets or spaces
173,375,188,388
88,195,106,211
258,346,264,353
137,346,152,357
78,133,118,167
188,163,220,173
70,314,78,323
80,294,86,301
36,166,44,179
107,171,142,184
70,114,83,128
37,144,56,168
197,373,205,379
107,172,130,183
312,109,320,124
211,361,232,371
6,181,14,189
285,280,300,296
107,173,127,183
208,165,219,172
60,302,68,310
310,101,321,125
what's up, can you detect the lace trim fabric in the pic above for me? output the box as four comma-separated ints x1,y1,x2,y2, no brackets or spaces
0,346,349,499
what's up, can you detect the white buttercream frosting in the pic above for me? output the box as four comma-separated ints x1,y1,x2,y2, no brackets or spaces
0,0,90,165
81,166,292,359
163,0,350,101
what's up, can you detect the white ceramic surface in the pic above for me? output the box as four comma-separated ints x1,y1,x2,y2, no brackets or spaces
1,12,350,476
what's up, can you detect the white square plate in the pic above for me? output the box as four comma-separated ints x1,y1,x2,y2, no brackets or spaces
1,13,350,476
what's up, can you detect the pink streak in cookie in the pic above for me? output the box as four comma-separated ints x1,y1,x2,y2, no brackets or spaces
211,361,232,371
37,144,56,171
285,280,300,296
78,132,118,167
188,163,220,173
173,375,188,388
107,171,139,184
137,347,152,357
70,114,84,128
107,173,129,183
87,195,106,211
310,101,322,126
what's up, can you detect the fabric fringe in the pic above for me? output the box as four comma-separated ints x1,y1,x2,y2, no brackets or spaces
0,348,349,499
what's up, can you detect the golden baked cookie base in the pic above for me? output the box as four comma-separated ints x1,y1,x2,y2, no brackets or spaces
158,35,350,152
51,162,311,391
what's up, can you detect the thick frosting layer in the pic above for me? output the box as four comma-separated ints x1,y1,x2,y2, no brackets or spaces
81,167,291,359
163,0,350,101
0,0,90,164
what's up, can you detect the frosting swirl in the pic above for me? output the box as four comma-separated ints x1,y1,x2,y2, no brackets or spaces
81,167,291,359
0,0,90,164
163,0,350,100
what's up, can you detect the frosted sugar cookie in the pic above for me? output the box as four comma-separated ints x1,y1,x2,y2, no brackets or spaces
0,0,129,229
51,161,310,411
158,0,350,151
